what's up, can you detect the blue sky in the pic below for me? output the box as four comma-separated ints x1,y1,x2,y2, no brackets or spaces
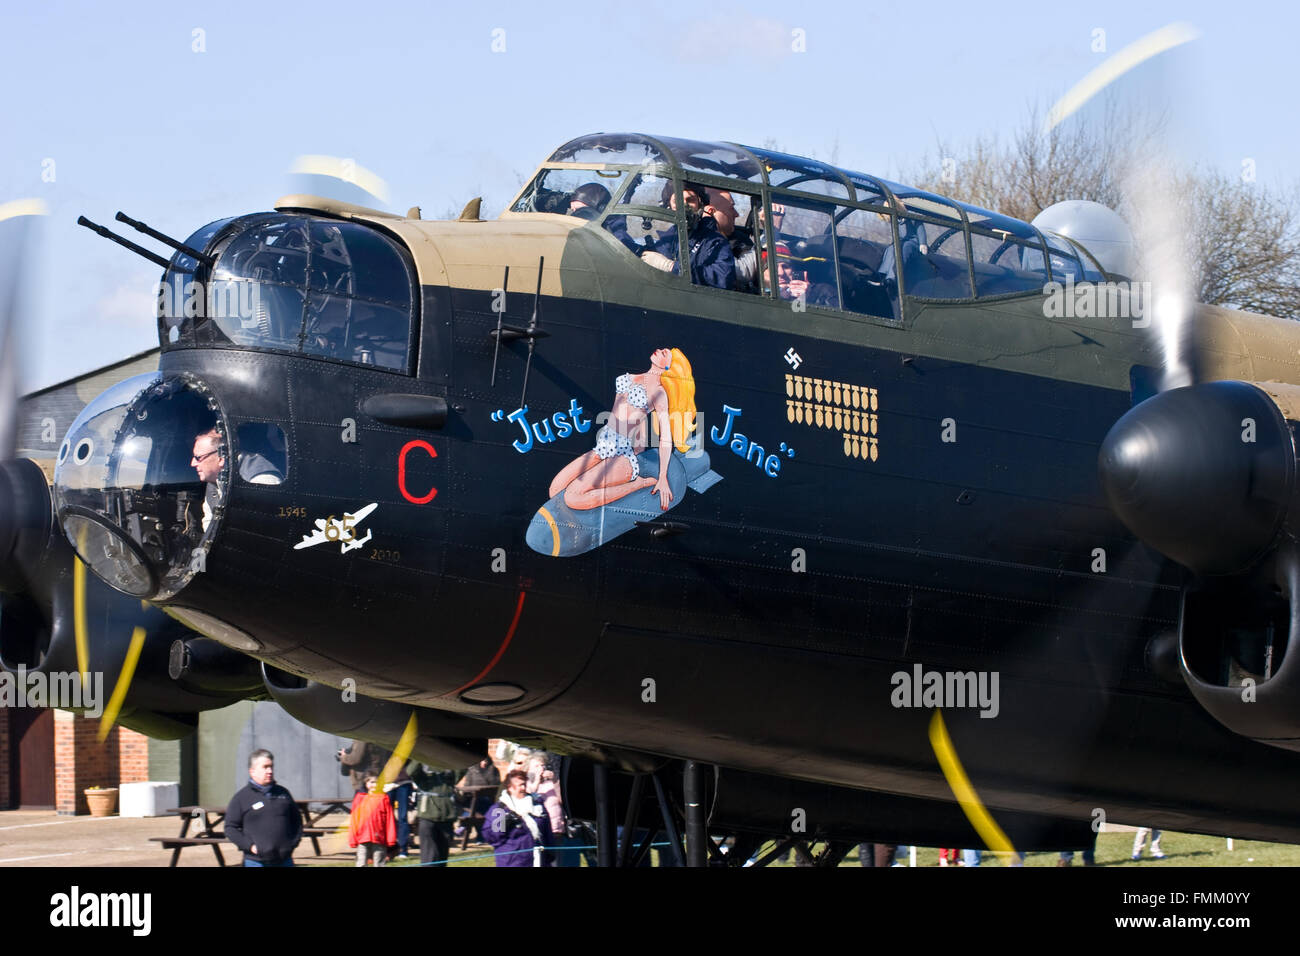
2,0,1294,389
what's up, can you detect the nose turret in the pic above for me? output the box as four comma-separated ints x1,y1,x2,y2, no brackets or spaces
52,372,228,599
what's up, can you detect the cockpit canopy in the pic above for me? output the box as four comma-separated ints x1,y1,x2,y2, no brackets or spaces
158,213,417,372
509,133,1110,321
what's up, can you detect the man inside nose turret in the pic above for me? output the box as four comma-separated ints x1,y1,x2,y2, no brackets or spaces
191,428,225,532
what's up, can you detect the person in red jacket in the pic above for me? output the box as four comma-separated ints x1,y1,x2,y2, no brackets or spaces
349,775,397,866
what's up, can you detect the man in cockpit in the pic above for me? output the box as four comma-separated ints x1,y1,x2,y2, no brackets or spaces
771,241,836,307
639,181,736,290
704,188,757,293
565,182,611,220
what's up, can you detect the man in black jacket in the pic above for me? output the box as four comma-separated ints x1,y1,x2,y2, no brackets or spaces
640,182,737,290
226,749,303,867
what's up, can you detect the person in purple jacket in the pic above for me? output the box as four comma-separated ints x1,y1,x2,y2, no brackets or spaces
483,769,551,867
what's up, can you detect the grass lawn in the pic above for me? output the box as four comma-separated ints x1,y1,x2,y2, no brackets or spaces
832,831,1300,867
333,830,1300,867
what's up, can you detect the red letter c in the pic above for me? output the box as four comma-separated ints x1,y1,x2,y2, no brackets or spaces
398,440,438,504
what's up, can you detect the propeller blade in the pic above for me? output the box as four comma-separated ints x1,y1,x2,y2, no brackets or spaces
929,710,1017,862
0,199,48,459
1044,23,1204,393
1045,23,1198,131
1125,162,1200,391
375,710,419,791
98,625,147,741
0,202,53,670
286,155,391,210
74,524,90,681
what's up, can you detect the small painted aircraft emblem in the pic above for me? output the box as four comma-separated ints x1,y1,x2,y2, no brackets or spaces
294,503,378,554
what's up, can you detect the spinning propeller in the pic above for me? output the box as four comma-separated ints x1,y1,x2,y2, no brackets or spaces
0,201,231,739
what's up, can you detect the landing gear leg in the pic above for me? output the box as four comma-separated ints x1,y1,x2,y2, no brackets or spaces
651,773,686,868
617,773,647,868
684,759,707,868
593,762,616,868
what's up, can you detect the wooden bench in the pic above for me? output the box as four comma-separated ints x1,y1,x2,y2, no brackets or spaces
149,835,227,867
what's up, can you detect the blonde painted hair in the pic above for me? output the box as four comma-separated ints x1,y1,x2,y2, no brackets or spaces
658,347,697,454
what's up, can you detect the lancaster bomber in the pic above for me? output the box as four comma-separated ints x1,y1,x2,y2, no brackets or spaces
4,132,1300,865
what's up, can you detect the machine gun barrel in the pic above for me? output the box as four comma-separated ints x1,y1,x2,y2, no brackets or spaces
115,211,215,266
76,216,173,270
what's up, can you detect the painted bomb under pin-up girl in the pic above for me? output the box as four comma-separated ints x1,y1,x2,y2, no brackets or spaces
526,347,722,557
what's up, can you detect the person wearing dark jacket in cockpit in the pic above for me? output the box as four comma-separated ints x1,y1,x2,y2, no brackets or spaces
639,181,736,290
704,188,757,293
566,182,611,221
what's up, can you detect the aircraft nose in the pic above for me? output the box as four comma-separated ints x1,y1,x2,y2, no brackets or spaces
1098,381,1295,576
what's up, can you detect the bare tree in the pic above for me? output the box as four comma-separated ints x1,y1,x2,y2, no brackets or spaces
1173,170,1300,318
902,102,1163,218
902,104,1300,318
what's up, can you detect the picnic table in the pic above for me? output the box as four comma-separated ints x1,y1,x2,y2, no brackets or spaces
295,798,352,854
296,797,351,828
151,806,228,867
152,799,351,866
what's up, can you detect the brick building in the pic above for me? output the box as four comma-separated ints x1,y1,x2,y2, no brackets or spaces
2,706,154,813
51,712,152,813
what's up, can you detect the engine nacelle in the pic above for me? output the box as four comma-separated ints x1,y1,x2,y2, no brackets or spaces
260,664,511,769
1177,548,1300,750
1101,381,1300,749
168,636,264,696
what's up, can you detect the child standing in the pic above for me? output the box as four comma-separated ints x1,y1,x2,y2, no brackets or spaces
349,775,396,866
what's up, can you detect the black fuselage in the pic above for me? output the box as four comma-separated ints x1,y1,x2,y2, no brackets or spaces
155,274,1300,846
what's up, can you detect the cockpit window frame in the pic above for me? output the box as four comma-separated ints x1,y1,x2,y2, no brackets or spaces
511,164,637,215
517,134,1112,324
